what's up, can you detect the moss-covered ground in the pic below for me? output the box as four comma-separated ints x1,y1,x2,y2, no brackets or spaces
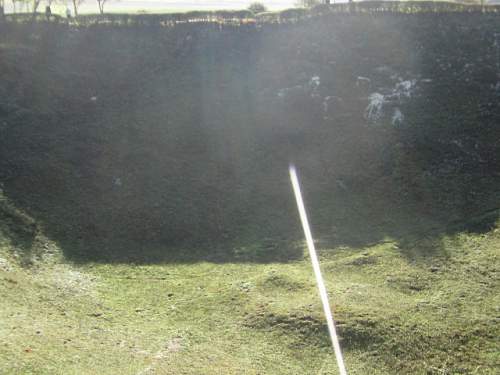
1,193,498,374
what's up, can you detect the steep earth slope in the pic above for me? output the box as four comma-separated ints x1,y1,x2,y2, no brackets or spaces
0,12,499,374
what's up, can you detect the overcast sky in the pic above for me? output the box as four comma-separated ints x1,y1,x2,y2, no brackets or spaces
5,0,300,13
81,0,299,12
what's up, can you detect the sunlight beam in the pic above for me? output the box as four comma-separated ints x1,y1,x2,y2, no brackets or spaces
289,164,348,375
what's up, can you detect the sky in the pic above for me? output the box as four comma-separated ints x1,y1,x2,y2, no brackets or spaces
82,0,299,12
5,0,300,13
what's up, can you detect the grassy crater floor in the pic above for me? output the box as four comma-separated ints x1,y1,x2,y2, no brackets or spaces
0,206,498,374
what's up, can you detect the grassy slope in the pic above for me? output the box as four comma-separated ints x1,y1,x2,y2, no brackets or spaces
1,192,498,374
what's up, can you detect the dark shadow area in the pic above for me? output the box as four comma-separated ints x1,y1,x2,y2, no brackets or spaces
0,14,499,264
0,192,38,265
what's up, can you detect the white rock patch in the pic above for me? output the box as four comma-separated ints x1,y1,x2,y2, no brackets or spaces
0,256,11,272
277,85,303,99
394,79,417,100
51,266,97,296
356,76,371,90
309,75,321,97
310,75,320,88
392,108,404,126
364,78,417,124
365,93,385,122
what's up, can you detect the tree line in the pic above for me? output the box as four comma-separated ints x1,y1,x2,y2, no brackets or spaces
1,0,328,18
1,1,496,24
1,0,108,16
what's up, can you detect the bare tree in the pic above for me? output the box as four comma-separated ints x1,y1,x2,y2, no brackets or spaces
72,0,84,16
248,2,267,14
32,0,42,13
96,0,107,14
295,0,322,8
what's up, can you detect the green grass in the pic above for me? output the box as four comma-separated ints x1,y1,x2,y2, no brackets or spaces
1,195,498,374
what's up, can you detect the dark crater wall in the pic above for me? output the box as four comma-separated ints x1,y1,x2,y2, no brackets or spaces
0,13,499,262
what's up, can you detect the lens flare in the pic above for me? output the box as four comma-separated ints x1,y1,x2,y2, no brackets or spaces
289,164,347,375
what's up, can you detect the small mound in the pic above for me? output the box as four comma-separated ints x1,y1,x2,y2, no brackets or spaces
244,309,330,347
258,272,306,292
245,307,385,351
343,253,380,266
386,272,433,293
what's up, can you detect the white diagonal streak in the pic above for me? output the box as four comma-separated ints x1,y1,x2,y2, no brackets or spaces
289,164,347,375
